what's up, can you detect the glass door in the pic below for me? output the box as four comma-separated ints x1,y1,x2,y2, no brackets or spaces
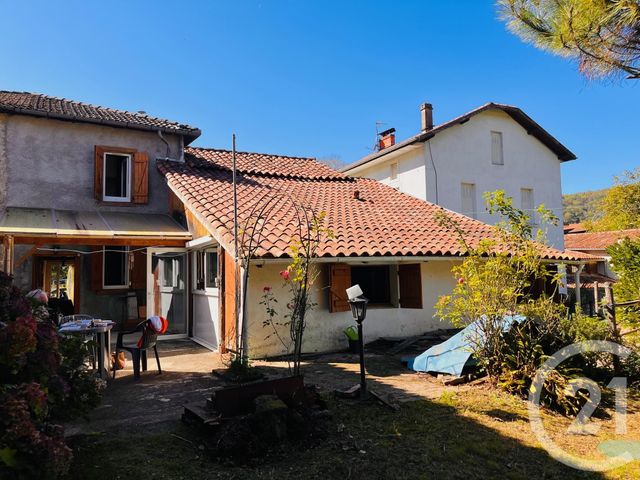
147,248,188,337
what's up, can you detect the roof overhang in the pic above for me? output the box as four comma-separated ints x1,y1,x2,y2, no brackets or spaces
0,207,191,245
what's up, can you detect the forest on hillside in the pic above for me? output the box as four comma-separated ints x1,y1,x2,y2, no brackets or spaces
562,189,607,224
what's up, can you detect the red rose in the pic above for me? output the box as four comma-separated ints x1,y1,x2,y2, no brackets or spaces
457,277,465,284
263,286,272,293
280,270,290,281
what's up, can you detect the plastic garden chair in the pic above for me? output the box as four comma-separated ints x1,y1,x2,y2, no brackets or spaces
112,319,162,380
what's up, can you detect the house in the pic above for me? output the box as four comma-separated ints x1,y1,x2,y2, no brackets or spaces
0,91,594,358
160,147,591,357
0,91,198,336
563,226,640,314
340,103,576,251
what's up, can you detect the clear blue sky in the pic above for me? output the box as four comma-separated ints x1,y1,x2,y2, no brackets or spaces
1,0,638,194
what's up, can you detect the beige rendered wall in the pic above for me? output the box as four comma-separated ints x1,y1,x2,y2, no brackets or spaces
244,259,460,358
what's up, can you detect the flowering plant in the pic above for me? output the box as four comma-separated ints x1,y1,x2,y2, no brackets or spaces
0,272,104,478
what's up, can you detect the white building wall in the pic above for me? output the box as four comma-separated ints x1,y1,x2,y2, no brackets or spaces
244,260,459,358
348,110,566,250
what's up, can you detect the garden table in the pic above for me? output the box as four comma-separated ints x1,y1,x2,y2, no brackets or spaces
58,321,114,380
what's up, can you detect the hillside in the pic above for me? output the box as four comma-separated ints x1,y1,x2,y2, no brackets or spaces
562,189,607,224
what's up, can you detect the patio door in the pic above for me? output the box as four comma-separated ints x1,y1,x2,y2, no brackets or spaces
147,248,188,337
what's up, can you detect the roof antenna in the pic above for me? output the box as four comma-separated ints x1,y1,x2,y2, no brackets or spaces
371,121,386,152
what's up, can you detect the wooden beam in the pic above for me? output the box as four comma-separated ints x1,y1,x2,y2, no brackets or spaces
13,236,187,247
15,245,38,269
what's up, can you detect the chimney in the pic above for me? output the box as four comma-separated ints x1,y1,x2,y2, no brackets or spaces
420,103,433,131
377,128,396,150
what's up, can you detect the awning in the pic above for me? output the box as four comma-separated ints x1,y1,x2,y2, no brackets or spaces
0,207,192,242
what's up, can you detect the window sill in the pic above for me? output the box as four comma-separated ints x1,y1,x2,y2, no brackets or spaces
98,200,136,207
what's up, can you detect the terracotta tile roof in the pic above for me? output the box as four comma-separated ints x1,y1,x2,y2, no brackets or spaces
565,229,640,251
159,148,592,261
564,223,587,234
184,147,345,180
566,272,616,289
0,91,201,142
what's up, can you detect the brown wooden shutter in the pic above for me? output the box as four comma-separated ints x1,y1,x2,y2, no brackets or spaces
130,248,147,290
94,146,106,201
132,151,149,204
399,264,423,309
329,264,351,313
90,247,104,292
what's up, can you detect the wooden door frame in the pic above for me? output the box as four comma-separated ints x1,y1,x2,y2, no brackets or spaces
32,252,81,314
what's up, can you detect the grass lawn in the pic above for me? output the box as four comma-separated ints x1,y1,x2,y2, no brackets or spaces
66,386,640,480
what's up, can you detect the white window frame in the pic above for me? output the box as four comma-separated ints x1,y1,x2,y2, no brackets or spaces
193,249,219,294
103,152,132,202
102,246,130,289
491,131,504,166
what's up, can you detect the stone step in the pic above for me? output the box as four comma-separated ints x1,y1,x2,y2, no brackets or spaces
182,402,221,428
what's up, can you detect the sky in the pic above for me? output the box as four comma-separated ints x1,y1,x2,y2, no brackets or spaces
1,0,638,194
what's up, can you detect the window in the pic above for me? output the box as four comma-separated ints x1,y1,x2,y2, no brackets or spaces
390,162,398,180
351,265,391,305
328,263,423,312
461,182,477,219
103,153,132,202
206,252,218,288
521,188,535,223
491,131,504,165
103,246,129,288
194,250,218,291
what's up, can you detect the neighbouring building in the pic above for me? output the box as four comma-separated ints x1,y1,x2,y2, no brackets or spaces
340,103,576,251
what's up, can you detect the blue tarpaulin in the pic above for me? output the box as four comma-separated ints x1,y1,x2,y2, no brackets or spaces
405,315,526,376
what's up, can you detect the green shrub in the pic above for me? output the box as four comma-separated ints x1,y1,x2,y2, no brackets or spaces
0,272,104,479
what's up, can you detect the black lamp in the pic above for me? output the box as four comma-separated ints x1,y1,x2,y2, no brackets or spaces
349,296,368,324
346,284,369,398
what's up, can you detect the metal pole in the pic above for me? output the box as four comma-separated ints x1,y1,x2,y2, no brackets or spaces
232,134,242,359
357,319,366,397
232,134,238,262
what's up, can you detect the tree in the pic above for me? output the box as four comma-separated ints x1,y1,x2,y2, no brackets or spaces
499,0,640,79
607,237,640,322
587,167,640,230
562,188,607,224
261,209,332,375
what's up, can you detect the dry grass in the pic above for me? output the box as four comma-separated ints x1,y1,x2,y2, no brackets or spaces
65,385,640,480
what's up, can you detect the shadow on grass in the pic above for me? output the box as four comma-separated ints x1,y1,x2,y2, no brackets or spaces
65,344,610,479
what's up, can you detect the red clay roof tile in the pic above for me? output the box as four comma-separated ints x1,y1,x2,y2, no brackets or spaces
160,148,593,261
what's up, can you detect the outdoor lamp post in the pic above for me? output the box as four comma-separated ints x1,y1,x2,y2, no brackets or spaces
347,285,369,398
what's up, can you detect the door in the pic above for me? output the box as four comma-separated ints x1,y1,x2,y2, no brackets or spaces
147,248,188,337
191,248,220,350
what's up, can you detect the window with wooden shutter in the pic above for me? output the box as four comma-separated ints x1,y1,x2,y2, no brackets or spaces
90,247,104,292
94,146,106,201
130,248,147,290
132,151,149,203
461,182,477,219
399,264,423,309
94,145,139,203
329,264,351,313
491,131,504,165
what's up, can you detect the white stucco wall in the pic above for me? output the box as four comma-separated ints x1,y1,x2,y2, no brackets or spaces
244,260,459,358
348,110,567,250
3,115,182,214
